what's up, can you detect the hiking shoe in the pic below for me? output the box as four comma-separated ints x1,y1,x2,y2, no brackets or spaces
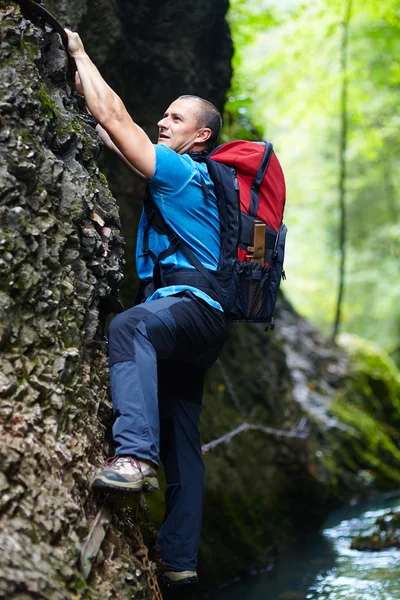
158,571,199,600
161,570,198,586
91,456,159,492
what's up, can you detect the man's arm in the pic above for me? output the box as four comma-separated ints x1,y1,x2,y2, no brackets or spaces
96,124,146,179
65,29,155,179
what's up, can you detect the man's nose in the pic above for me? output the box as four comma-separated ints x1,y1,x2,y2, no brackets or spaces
157,116,169,128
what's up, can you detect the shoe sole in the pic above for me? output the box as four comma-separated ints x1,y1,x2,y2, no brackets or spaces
161,576,199,586
92,475,159,493
142,479,160,492
159,575,199,599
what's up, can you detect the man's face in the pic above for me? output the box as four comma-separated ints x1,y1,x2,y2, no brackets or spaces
157,98,207,154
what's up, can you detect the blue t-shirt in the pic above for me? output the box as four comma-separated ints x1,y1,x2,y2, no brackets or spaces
136,144,222,311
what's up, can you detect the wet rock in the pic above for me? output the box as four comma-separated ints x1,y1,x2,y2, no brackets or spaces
351,510,400,551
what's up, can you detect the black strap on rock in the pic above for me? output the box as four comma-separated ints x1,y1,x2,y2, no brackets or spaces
15,0,76,77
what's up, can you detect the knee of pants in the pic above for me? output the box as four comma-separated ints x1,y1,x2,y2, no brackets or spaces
108,308,150,367
108,311,138,337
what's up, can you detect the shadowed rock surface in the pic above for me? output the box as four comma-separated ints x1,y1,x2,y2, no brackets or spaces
1,2,400,599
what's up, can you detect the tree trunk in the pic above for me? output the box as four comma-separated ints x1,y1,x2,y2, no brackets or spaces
332,0,352,342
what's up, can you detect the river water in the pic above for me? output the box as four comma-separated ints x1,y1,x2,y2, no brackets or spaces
212,493,400,600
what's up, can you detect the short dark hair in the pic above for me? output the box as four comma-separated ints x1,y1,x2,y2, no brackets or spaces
178,95,222,151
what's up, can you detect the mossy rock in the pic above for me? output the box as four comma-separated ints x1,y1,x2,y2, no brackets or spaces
338,333,400,420
327,334,400,491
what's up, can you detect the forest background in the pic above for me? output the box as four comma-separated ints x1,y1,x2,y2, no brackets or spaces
226,0,400,364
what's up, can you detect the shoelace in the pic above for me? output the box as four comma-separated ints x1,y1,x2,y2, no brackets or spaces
105,456,143,473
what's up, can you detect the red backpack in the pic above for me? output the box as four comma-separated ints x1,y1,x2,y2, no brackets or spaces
143,140,287,328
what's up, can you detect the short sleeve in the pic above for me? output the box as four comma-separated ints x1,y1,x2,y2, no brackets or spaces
148,145,197,195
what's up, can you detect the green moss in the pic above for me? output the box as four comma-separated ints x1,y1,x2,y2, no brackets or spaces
0,228,14,253
37,85,61,123
29,528,46,544
57,125,71,137
20,39,39,60
80,149,92,163
323,336,400,490
72,577,87,591
70,119,85,136
338,334,400,418
12,128,34,147
98,171,108,185
0,52,15,68
331,399,400,485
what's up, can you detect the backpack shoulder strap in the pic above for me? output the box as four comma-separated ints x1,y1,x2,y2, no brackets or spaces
249,142,273,218
141,188,167,265
190,153,240,267
142,188,223,298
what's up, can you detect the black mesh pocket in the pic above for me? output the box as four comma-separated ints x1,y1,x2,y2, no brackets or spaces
223,261,272,322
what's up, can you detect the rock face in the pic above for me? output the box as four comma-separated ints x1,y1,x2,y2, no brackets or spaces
2,1,400,599
0,4,135,599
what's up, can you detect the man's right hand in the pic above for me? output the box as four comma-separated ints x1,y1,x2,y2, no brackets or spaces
64,29,86,58
63,28,155,179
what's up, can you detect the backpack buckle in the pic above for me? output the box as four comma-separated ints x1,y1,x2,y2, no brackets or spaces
265,316,275,332
168,232,180,247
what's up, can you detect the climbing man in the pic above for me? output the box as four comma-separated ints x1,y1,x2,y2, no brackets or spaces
66,30,226,593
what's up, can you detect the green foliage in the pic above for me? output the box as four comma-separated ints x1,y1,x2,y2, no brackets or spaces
227,0,400,358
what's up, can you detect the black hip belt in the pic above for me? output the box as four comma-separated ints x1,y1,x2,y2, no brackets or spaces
139,270,221,304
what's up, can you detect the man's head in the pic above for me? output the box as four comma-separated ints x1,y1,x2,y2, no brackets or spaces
157,96,222,154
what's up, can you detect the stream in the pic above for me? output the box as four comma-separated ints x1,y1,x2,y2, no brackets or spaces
211,493,400,600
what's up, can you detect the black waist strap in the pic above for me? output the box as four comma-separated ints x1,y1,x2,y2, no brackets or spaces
139,270,221,304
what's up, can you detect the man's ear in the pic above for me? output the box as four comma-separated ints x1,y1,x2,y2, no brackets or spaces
197,128,212,143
